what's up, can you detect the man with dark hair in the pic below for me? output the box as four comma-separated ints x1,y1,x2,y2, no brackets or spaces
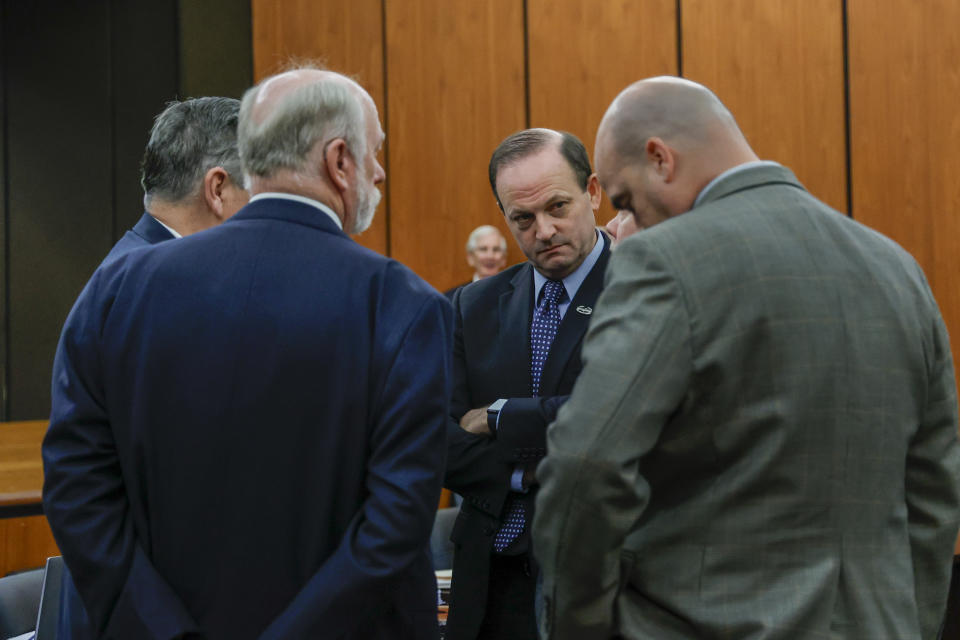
103,97,248,264
444,128,611,639
534,76,960,640
44,69,451,638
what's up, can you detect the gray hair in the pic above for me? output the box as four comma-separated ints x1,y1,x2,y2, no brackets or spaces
466,225,507,253
238,76,367,181
140,97,242,207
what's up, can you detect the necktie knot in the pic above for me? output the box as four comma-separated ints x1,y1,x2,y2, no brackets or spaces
540,279,565,307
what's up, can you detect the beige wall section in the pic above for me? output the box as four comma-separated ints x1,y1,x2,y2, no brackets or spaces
385,0,527,291
846,0,960,555
250,0,389,256
527,0,678,228
682,0,848,214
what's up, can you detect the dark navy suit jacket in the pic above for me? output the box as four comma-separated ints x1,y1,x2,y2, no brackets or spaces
44,198,452,639
58,211,175,640
103,211,176,263
443,233,610,639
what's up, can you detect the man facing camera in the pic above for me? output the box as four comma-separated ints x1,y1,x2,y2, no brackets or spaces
444,128,611,639
43,68,452,639
534,76,960,640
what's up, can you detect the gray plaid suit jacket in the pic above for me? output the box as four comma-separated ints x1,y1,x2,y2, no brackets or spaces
533,164,960,639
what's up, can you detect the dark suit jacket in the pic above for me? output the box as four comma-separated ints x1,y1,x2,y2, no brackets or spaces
59,210,176,640
43,198,453,639
534,165,960,640
102,211,175,264
444,233,610,639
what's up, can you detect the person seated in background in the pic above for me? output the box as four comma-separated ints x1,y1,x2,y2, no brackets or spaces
444,224,508,300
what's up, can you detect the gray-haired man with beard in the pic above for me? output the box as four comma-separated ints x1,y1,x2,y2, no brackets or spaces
44,69,451,638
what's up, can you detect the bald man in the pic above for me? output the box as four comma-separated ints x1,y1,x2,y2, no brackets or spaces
534,77,960,639
43,68,452,639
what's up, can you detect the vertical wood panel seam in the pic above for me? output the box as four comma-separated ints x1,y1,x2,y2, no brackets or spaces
841,0,853,218
522,0,530,128
675,0,684,77
380,0,391,256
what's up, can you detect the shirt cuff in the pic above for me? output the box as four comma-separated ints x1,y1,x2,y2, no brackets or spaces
510,467,528,493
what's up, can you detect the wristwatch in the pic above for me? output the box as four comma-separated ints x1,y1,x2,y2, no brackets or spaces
486,398,508,437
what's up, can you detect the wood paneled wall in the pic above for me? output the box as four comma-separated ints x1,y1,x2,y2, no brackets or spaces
0,516,59,577
682,0,848,213
253,0,960,552
527,0,678,224
385,0,527,283
252,0,388,256
845,0,960,554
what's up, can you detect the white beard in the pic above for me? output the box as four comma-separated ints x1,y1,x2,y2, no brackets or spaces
351,161,381,235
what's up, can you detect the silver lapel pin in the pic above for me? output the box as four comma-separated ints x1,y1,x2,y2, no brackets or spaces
576,305,592,315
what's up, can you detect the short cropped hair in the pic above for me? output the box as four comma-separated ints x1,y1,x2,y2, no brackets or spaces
238,75,367,181
466,225,507,253
488,129,592,211
141,97,242,207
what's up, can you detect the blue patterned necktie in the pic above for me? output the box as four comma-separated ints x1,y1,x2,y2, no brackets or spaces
529,279,565,396
493,279,565,553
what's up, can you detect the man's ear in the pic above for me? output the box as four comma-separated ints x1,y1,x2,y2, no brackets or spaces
586,173,602,211
324,138,352,194
203,166,229,219
645,137,676,183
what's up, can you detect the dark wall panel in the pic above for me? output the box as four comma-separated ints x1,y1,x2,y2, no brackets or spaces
5,1,115,420
179,0,252,100
0,0,8,417
111,1,180,240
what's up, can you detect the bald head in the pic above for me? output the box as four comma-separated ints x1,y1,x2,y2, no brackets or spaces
238,67,386,233
594,76,758,232
597,77,747,162
239,69,373,182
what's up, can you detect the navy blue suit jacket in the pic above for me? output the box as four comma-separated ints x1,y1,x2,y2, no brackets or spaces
102,212,176,264
44,198,453,639
443,233,610,639
59,211,175,640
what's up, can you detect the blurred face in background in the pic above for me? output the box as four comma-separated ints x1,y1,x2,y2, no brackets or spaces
467,231,507,278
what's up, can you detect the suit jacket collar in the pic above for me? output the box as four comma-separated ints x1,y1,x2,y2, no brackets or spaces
539,232,611,394
228,197,347,236
498,232,612,397
497,265,536,397
133,212,176,245
695,163,805,209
